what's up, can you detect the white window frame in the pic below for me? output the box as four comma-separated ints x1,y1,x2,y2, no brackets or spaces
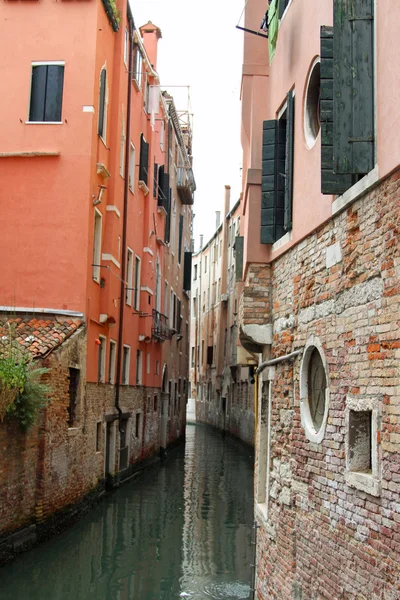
133,46,143,89
98,335,106,383
136,350,143,385
92,209,102,283
108,339,117,384
122,345,131,385
126,247,134,305
129,143,135,192
27,61,65,125
134,256,141,310
124,28,129,67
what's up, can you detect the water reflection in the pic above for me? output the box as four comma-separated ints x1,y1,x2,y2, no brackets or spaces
0,425,254,600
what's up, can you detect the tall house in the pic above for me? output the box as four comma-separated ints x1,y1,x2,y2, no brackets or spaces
238,0,400,598
0,0,194,552
189,187,255,446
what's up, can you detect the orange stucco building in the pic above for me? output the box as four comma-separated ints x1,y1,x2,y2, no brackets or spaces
0,0,193,554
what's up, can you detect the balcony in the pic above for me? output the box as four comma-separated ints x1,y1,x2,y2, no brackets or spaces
176,166,195,205
152,309,175,342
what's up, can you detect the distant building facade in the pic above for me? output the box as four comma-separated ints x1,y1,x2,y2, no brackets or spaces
239,0,400,598
0,0,193,558
189,187,255,446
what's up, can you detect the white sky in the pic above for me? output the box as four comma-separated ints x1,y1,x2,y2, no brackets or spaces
130,0,245,251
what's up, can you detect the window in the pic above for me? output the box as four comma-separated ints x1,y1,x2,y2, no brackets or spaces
147,352,151,375
29,63,64,123
178,214,183,265
171,200,177,253
133,45,143,88
153,162,159,198
129,143,135,192
98,336,106,383
320,4,374,195
98,68,107,139
124,28,129,67
191,347,195,368
126,248,134,305
279,0,291,17
304,59,321,149
194,265,198,280
193,296,197,314
68,367,80,426
260,90,294,244
155,361,159,376
96,422,102,452
108,340,116,384
135,412,141,438
119,108,126,177
122,345,130,385
139,134,149,185
164,281,169,317
134,256,141,310
136,350,142,385
154,395,158,411
160,120,165,150
204,256,207,273
119,418,129,470
300,337,329,443
345,395,381,496
92,210,102,283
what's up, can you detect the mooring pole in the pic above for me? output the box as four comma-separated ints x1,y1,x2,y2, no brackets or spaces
249,520,259,599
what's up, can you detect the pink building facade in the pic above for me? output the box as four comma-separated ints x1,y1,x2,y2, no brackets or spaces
239,0,400,598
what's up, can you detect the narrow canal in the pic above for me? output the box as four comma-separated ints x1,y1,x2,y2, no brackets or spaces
0,424,254,600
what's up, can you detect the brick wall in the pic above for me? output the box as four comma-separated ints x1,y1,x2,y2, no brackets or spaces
255,170,400,599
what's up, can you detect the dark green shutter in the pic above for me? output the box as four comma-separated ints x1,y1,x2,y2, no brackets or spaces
29,66,47,122
333,0,374,174
261,120,278,244
284,90,294,232
279,0,289,18
183,252,192,291
139,134,149,184
178,214,183,264
234,236,244,281
321,26,354,194
153,163,158,198
98,69,106,137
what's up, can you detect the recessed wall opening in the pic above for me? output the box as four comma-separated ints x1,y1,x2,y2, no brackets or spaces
304,59,321,148
348,410,372,473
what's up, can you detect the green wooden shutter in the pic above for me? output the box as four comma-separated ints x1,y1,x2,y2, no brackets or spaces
139,134,149,184
261,120,278,244
183,252,192,291
153,163,158,198
284,90,294,232
333,0,374,174
98,69,106,137
321,26,354,194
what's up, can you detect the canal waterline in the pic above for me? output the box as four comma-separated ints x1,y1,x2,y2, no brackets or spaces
0,424,254,600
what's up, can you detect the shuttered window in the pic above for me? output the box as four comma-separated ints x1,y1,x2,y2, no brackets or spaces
153,162,158,198
178,214,183,264
29,64,64,122
183,252,192,291
98,69,107,138
279,0,291,18
165,189,171,244
260,91,294,244
321,1,374,194
139,134,149,184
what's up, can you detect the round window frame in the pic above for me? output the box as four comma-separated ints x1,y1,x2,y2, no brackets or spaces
303,57,321,150
300,336,330,443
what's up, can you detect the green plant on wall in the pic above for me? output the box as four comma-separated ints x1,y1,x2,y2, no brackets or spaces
101,0,120,31
0,325,51,430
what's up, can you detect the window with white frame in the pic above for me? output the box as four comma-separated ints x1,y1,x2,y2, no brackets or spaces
119,107,125,177
97,336,106,383
136,350,143,385
122,345,131,385
28,62,65,123
126,248,134,305
98,67,107,140
129,143,135,192
164,281,169,317
92,209,102,283
108,339,116,384
133,45,143,88
124,28,129,67
171,200,177,254
300,336,329,443
134,256,141,310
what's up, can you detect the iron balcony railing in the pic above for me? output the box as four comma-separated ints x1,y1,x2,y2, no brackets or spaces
152,309,175,342
176,166,195,205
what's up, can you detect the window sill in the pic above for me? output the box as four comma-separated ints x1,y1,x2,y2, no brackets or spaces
272,230,292,253
68,427,80,437
332,166,379,217
25,121,63,125
345,471,381,497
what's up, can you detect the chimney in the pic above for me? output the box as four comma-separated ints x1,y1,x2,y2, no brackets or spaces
199,235,204,250
139,21,162,70
215,211,221,229
224,185,231,218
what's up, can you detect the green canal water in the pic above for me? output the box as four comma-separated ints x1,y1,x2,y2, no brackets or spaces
0,424,254,600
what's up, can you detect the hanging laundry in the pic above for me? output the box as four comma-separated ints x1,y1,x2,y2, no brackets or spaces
268,0,280,63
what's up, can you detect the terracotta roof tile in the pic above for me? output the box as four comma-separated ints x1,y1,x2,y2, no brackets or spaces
0,315,84,359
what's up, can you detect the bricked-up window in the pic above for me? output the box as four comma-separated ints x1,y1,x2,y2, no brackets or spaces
29,63,64,122
308,349,327,431
96,421,101,452
348,410,372,472
68,367,80,426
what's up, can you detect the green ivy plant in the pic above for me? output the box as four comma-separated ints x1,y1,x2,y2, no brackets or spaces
0,325,51,429
109,0,120,24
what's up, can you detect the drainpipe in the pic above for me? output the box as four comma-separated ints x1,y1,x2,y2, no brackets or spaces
115,16,135,433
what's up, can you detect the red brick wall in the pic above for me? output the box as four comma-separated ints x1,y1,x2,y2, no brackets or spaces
255,170,400,599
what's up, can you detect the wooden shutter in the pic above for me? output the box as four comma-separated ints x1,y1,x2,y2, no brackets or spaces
333,0,374,174
29,66,47,122
98,69,106,137
139,134,149,184
321,27,354,194
177,298,182,334
284,90,294,232
178,214,183,263
261,120,278,244
45,65,64,122
183,252,192,291
165,186,171,244
153,163,158,198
